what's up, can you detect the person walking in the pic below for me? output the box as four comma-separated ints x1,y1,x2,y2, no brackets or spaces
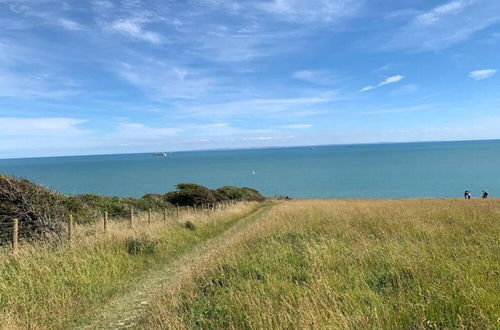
482,190,489,198
464,190,471,199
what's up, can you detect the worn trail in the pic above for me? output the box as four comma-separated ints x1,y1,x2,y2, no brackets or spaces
79,202,276,330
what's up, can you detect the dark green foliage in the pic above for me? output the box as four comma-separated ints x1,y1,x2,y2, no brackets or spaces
125,236,157,255
0,175,66,240
184,221,196,230
217,186,265,202
0,174,264,241
165,183,217,206
166,183,265,206
65,193,173,222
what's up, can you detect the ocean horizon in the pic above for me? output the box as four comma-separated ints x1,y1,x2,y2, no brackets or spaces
1,139,499,199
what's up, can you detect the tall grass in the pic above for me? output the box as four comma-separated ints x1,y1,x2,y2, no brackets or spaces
138,199,500,329
0,202,261,329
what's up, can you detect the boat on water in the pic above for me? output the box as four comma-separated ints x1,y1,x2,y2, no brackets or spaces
153,152,168,157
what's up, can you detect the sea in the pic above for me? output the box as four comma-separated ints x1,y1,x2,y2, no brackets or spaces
0,140,499,199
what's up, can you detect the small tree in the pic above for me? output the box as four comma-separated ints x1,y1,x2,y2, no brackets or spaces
165,183,217,206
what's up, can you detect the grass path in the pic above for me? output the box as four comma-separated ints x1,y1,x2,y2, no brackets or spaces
78,201,276,329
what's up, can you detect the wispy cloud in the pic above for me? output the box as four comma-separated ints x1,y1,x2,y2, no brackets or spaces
3,1,85,31
360,104,431,115
113,60,215,100
179,94,334,119
0,117,88,136
469,69,497,80
108,18,163,44
292,70,339,85
254,0,363,23
280,124,313,130
360,75,404,92
0,68,79,99
58,18,83,31
416,0,469,25
384,0,500,51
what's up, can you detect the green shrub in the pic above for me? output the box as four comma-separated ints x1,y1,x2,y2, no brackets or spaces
166,183,265,206
165,183,217,206
0,175,66,240
217,186,265,202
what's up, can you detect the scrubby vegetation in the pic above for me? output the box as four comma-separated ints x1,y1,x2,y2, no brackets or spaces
0,175,265,243
139,199,500,329
165,183,265,206
0,175,66,240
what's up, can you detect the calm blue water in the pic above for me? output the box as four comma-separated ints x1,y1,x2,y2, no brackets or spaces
0,140,499,199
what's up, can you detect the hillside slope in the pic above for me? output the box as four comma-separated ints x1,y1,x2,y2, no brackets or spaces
137,199,500,329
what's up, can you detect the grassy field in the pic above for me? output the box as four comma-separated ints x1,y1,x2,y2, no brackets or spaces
137,199,500,329
0,202,262,329
1,199,498,329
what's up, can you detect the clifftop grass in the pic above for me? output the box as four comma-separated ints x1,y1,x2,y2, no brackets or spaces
0,202,262,329
138,199,500,329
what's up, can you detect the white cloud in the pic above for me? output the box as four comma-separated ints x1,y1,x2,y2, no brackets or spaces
114,60,215,100
468,69,497,80
416,0,468,25
58,18,83,31
380,75,404,85
360,85,374,92
360,75,404,92
292,70,338,85
0,117,88,136
280,124,313,129
179,94,333,119
255,0,362,23
385,0,500,51
0,68,79,99
104,121,271,146
115,123,180,139
360,104,431,115
109,19,163,44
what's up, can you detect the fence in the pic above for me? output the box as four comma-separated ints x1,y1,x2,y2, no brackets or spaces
0,200,241,255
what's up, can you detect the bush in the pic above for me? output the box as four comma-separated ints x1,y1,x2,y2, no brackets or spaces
165,183,217,206
166,183,265,206
0,175,66,240
0,174,264,241
217,186,265,202
184,221,196,231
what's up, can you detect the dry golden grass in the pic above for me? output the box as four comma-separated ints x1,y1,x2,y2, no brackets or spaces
138,199,500,329
0,202,261,329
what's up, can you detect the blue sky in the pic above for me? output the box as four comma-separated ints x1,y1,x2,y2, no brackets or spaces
0,0,499,158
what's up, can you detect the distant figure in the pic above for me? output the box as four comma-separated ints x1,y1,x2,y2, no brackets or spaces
482,190,489,199
464,190,471,200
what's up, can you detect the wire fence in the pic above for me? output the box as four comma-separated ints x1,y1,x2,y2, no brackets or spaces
0,200,241,255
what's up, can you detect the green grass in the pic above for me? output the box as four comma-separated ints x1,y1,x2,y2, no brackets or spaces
0,202,261,329
138,199,500,329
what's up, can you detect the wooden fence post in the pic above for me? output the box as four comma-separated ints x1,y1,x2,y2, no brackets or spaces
148,209,152,225
68,214,73,242
176,204,179,217
12,218,19,255
103,211,108,234
130,208,134,228
163,208,167,221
